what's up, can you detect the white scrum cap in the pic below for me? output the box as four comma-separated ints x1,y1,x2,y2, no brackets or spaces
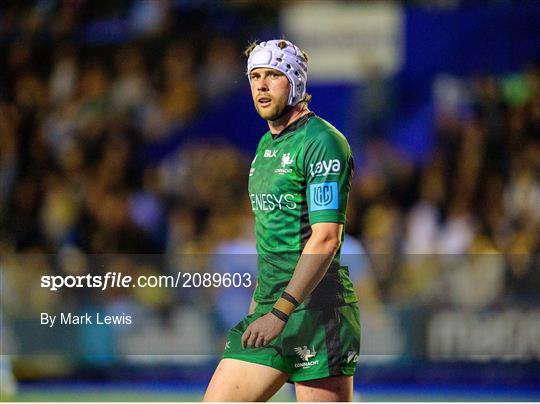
247,39,308,106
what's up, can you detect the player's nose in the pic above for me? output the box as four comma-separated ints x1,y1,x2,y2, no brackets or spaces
257,77,269,91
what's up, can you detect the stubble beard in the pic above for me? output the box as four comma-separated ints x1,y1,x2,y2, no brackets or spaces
255,99,287,122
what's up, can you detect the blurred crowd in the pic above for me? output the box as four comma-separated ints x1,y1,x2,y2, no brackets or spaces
350,68,540,307
1,2,539,364
0,1,259,255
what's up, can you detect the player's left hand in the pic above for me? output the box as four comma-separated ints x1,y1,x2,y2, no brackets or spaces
241,312,286,348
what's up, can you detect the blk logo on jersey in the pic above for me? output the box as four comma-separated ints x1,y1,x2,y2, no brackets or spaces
309,182,339,211
264,149,277,158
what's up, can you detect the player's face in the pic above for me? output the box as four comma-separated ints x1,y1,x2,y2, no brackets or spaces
249,68,289,121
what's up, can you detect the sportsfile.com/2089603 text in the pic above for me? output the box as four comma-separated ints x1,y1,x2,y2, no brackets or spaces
40,272,253,291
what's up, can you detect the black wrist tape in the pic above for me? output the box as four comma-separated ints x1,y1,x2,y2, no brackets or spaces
271,307,289,323
281,291,300,307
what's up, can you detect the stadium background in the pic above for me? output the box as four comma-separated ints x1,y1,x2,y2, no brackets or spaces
1,0,539,401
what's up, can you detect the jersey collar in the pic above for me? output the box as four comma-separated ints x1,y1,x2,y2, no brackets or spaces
271,112,315,140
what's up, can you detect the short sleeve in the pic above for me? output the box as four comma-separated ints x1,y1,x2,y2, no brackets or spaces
303,129,353,225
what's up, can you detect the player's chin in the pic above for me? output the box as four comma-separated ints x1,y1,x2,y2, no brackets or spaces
257,105,284,121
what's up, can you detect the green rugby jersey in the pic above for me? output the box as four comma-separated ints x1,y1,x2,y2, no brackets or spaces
248,113,357,308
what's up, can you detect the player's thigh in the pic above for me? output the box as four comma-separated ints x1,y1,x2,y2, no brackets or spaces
294,375,353,402
203,358,289,402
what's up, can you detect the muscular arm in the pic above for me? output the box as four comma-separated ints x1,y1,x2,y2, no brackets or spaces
246,221,340,317
282,222,342,303
242,222,342,348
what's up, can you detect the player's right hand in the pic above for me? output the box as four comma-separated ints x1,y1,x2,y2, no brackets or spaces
241,312,286,348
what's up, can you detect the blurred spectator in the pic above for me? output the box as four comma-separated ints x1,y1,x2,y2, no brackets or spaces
0,106,18,220
128,0,170,37
437,197,475,255
342,235,404,358
39,172,79,246
199,37,242,104
506,229,540,302
110,46,152,115
210,214,257,333
0,264,18,400
128,167,166,247
49,45,78,106
433,74,469,120
403,160,445,255
444,235,505,309
0,355,17,400
160,42,199,126
505,149,540,224
359,64,393,143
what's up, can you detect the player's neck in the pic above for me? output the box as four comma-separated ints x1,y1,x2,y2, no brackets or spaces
267,104,310,135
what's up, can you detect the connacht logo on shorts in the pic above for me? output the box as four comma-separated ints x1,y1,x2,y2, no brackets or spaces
293,345,319,368
294,345,317,362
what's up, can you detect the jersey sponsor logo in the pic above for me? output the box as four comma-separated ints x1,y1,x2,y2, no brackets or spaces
264,149,278,158
309,159,341,177
294,345,319,368
347,351,360,364
225,341,231,350
250,193,297,211
309,182,339,211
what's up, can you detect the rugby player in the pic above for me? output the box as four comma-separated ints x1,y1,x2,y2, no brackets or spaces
204,39,360,402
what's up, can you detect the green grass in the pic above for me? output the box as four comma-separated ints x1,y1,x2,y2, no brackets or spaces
12,386,296,402
14,392,202,402
10,385,538,402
